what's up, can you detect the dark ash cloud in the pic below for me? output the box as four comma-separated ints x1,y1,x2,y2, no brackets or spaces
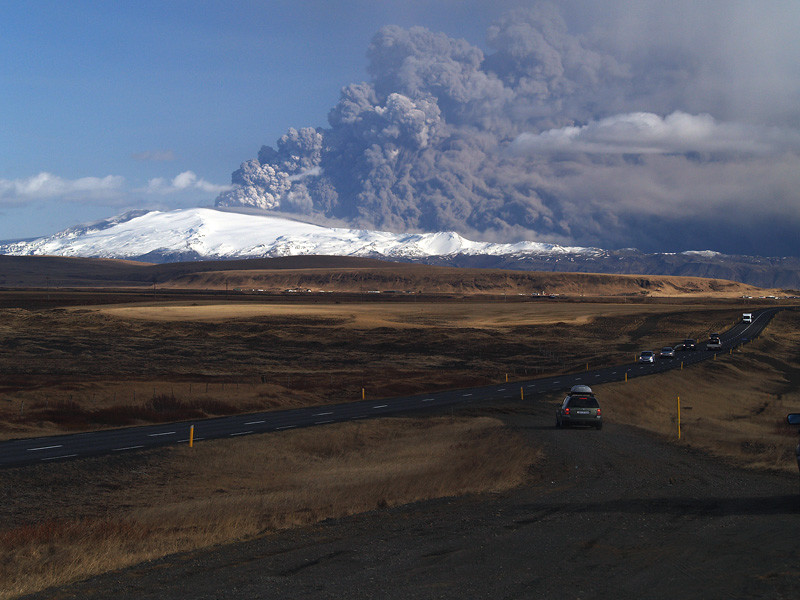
216,1,800,257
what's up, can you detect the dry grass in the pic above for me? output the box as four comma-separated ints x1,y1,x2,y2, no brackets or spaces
0,300,746,439
94,300,721,326
0,416,538,599
596,309,800,472
1,295,797,597
161,265,775,298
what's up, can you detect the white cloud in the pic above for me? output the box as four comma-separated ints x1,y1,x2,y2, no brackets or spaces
146,171,232,195
0,170,232,208
511,111,800,156
0,172,125,204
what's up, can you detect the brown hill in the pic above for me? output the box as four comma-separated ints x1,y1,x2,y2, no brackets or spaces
0,254,781,297
0,255,399,288
160,263,772,298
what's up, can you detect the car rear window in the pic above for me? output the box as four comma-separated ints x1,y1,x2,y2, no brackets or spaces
567,396,599,408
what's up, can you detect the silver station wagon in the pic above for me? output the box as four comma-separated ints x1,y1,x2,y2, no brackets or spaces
556,385,602,430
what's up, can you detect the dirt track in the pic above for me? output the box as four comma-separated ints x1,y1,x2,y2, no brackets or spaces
25,399,800,600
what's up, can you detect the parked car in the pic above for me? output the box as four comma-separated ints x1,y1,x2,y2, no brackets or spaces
639,351,655,363
660,346,676,359
556,386,602,430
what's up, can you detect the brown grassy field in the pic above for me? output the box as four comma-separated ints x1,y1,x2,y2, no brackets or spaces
596,309,800,472
0,288,798,598
0,299,747,439
0,417,538,599
160,264,778,297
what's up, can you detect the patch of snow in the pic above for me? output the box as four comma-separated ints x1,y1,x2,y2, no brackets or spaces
0,208,600,262
682,250,722,258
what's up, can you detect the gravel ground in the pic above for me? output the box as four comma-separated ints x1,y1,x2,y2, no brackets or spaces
22,400,800,600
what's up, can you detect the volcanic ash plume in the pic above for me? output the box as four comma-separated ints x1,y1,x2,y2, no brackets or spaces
216,3,800,256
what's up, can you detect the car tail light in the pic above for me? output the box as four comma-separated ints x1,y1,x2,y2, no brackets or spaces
564,408,570,415
596,408,601,415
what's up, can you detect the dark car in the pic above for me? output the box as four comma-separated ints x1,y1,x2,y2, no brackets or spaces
556,386,602,430
682,338,697,351
660,346,676,359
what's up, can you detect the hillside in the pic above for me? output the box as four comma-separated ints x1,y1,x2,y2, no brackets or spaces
0,254,789,298
0,255,398,288
160,262,772,298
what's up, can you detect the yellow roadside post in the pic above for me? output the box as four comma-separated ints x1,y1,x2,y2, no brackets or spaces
362,387,365,400
625,371,627,382
506,373,509,383
189,425,194,448
520,387,524,401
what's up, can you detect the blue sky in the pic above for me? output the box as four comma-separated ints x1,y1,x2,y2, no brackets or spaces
2,1,800,257
1,0,516,239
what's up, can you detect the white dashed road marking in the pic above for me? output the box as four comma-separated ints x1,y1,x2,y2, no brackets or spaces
41,454,78,461
27,445,62,452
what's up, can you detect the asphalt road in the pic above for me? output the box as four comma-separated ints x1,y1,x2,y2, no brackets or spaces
0,308,780,469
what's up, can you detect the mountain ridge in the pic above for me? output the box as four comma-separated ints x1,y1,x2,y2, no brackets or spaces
0,208,798,289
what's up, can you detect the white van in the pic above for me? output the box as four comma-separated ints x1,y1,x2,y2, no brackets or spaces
742,312,753,323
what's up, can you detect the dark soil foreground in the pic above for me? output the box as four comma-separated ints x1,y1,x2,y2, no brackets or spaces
22,400,800,600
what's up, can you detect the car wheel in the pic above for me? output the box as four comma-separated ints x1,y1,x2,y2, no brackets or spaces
555,417,562,428
595,422,603,430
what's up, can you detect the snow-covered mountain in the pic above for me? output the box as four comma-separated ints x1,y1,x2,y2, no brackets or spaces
0,208,599,262
1,208,798,289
